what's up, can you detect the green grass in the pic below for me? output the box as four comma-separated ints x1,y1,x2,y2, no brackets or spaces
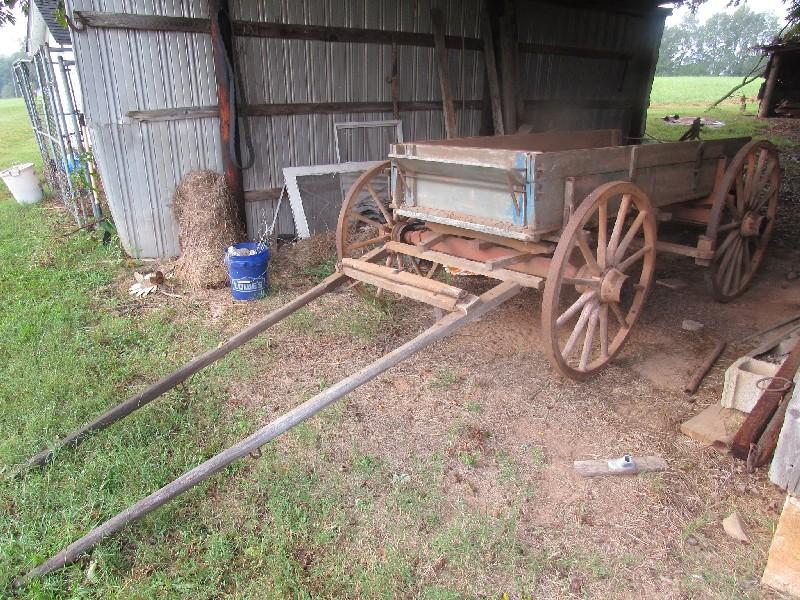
649,76,762,106
0,98,41,172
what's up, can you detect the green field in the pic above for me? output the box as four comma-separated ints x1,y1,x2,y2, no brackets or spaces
645,76,776,143
649,76,762,106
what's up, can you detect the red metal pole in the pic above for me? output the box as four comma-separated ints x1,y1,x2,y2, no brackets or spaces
208,0,246,229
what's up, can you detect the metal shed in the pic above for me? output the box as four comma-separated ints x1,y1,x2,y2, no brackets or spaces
63,0,668,259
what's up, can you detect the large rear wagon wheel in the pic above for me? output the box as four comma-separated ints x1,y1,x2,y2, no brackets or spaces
542,181,657,380
705,140,780,302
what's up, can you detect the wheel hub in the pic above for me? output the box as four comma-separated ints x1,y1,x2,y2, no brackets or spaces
740,211,764,238
599,268,630,304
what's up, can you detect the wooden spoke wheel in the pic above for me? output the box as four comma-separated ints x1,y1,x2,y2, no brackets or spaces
542,181,657,380
705,140,780,302
336,162,439,279
336,161,395,261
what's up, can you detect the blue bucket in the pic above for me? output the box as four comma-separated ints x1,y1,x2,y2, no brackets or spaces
224,242,270,301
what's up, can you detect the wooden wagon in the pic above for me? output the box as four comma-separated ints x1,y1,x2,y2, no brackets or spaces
14,128,782,584
337,129,781,379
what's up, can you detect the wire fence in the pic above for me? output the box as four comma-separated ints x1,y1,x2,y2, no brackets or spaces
13,45,101,226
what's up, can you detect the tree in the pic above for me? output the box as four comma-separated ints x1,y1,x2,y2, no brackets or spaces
656,6,780,76
0,50,24,98
0,0,28,26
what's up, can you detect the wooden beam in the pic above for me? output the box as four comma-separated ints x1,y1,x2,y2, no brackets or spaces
127,100,485,123
430,9,458,139
518,42,633,61
244,187,283,203
758,53,781,118
498,15,518,134
73,10,483,50
481,12,504,135
208,0,244,227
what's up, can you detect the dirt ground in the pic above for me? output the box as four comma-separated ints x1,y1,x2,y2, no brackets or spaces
126,124,800,598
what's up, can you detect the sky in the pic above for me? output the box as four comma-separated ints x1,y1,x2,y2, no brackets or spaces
0,0,791,57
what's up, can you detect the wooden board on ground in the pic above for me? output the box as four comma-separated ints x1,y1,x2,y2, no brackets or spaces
762,495,800,597
680,403,746,449
574,455,668,477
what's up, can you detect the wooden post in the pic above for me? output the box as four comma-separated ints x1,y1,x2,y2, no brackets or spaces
208,0,245,227
430,9,458,138
498,15,518,134
758,53,780,119
13,281,521,587
481,12,504,135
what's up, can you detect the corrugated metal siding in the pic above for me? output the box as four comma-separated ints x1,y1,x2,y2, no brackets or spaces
67,0,664,259
68,0,484,258
516,1,664,136
33,0,72,45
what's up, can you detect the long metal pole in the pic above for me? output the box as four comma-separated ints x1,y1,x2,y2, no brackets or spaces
12,272,348,477
14,281,520,587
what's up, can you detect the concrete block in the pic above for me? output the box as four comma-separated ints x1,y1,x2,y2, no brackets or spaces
721,356,780,413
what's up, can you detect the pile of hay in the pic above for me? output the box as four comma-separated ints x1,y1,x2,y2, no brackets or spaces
172,170,244,289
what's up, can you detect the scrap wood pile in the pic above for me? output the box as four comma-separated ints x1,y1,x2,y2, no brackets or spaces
172,170,244,289
680,315,800,597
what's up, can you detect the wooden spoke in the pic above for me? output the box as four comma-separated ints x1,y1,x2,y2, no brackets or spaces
718,220,742,233
610,301,628,328
607,194,631,262
742,236,751,270
556,291,596,327
617,245,652,273
705,140,780,302
599,304,609,359
562,302,594,359
576,230,602,275
562,277,601,287
542,181,655,380
716,229,739,257
345,233,390,253
579,305,600,371
366,181,394,225
352,212,385,229
597,201,608,269
613,210,647,265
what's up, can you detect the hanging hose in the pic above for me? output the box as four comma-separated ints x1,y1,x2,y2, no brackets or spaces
218,3,255,171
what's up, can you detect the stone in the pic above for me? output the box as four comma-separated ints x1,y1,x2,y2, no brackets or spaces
682,319,704,332
722,512,749,543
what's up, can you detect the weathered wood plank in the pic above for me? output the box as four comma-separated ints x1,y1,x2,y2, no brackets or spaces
574,455,668,477
430,9,458,139
481,13,504,135
74,10,484,50
127,100,485,123
518,41,633,61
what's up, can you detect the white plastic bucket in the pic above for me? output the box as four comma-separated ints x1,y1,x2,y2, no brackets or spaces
0,163,44,205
